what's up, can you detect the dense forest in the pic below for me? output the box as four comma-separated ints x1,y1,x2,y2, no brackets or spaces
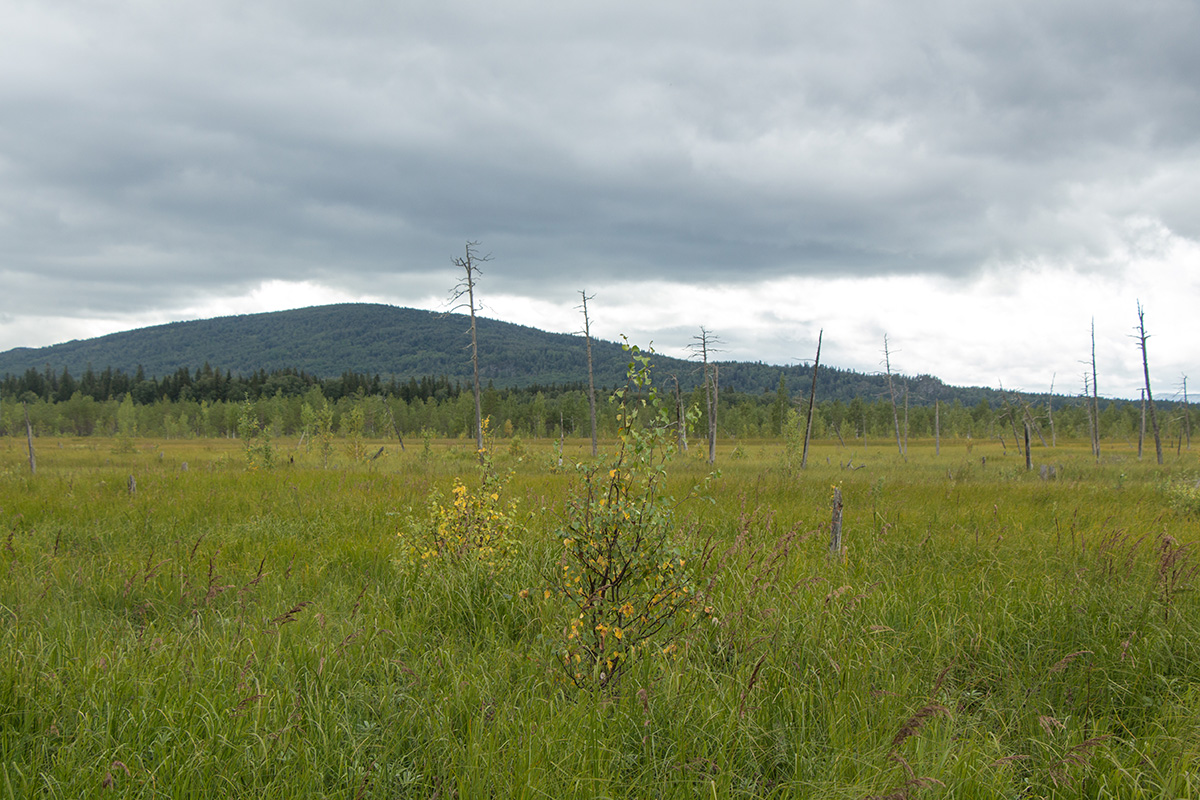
0,303,1017,404
1,361,1192,449
2,303,1192,447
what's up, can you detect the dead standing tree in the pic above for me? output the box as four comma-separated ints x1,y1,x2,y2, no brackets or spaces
1135,301,1164,465
882,335,905,457
997,384,1023,458
1139,389,1146,459
1080,372,1096,455
450,241,492,458
1047,374,1056,448
800,330,823,470
23,400,35,474
578,291,599,458
690,328,722,465
668,374,688,452
1090,320,1101,461
1181,375,1192,450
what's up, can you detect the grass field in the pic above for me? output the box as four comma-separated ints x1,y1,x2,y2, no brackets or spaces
1,432,1198,798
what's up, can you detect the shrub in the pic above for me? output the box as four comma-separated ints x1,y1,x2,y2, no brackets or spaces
237,399,274,470
554,343,712,690
1164,476,1200,517
400,418,518,576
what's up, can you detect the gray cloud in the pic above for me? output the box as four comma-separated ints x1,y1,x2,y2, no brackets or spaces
1,0,1198,334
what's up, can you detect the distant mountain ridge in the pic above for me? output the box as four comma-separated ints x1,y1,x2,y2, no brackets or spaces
0,304,642,387
0,303,1005,405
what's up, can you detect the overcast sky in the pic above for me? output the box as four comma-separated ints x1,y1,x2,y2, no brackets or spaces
2,1,1198,399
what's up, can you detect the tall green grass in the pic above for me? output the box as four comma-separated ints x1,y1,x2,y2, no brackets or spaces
1,435,1197,797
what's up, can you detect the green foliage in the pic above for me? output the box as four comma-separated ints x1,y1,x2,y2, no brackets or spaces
341,402,367,463
3,431,1200,796
555,343,711,690
400,419,519,577
0,303,1104,412
1164,475,1200,516
780,407,803,473
300,397,335,467
237,399,274,469
420,426,435,461
116,393,136,434
111,394,138,453
507,432,526,460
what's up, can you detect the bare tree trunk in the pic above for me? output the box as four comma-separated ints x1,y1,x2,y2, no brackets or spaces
1020,401,1048,447
829,487,843,562
934,398,940,456
801,330,822,470
1139,388,1145,460
451,241,491,458
385,401,406,451
579,291,598,458
1000,388,1023,459
23,402,35,474
1047,374,1056,447
469,280,482,452
1024,423,1032,470
1082,374,1095,453
1009,408,1024,458
705,367,715,465
690,328,721,465
1091,319,1101,462
702,338,712,461
883,335,904,456
1137,301,1164,465
1184,375,1192,450
672,375,687,452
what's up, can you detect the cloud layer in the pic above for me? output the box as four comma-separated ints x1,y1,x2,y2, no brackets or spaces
1,1,1197,397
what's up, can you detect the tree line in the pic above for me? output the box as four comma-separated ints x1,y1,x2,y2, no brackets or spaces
1,362,1193,449
0,362,483,406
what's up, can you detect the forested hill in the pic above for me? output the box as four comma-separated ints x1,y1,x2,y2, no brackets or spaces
0,302,1007,406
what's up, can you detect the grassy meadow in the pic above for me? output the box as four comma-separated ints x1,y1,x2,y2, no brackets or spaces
1,431,1198,798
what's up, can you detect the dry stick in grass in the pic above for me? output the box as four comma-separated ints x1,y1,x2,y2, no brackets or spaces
1024,424,1032,470
23,402,35,474
830,487,844,562
353,762,377,800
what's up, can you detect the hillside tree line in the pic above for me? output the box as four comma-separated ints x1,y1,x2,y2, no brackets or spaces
1,363,1193,448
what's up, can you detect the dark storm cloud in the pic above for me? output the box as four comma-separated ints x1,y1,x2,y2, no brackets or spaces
1,0,1198,319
